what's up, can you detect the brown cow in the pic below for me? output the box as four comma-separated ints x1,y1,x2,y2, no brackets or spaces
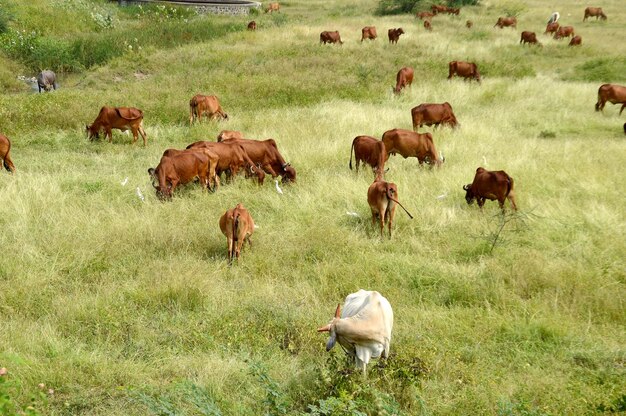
388,28,404,44
417,11,435,20
520,31,541,46
544,22,560,35
86,106,147,146
148,149,218,200
424,20,432,31
186,141,265,184
393,66,414,94
554,26,575,39
219,203,254,264
382,128,443,167
446,7,460,15
463,167,517,211
411,102,459,130
349,136,388,174
494,17,517,28
431,5,447,14
265,2,279,13
218,137,296,183
448,61,481,83
0,133,16,173
320,31,343,45
583,7,606,21
569,35,582,46
217,130,244,142
595,84,626,114
367,175,413,238
466,20,473,28
247,21,257,30
189,95,228,125
361,26,377,42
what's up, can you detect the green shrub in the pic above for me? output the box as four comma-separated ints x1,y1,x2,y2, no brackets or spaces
566,57,626,83
375,0,420,16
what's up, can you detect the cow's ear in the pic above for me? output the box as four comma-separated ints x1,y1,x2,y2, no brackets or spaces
463,184,470,191
326,331,337,351
148,168,155,176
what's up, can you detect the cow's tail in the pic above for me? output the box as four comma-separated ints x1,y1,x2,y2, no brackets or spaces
349,139,355,170
189,97,198,124
3,140,13,172
231,211,240,262
506,175,514,197
387,193,414,219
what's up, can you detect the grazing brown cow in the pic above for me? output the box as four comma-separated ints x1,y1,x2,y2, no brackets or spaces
569,35,582,46
583,7,606,21
466,20,473,28
463,167,517,211
393,66,414,94
446,7,460,15
189,95,228,125
554,26,575,39
424,20,432,31
448,61,481,83
544,22,560,35
148,149,218,200
388,28,404,44
219,137,296,183
520,31,541,46
320,31,343,45
217,130,244,142
411,102,459,130
219,203,254,264
382,128,443,167
361,26,377,42
86,106,147,146
494,17,517,28
349,136,388,174
431,5,447,14
186,141,265,184
595,84,626,114
247,21,256,30
0,133,16,173
417,11,435,20
265,2,279,13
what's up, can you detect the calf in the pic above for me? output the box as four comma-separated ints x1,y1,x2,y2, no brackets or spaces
382,128,443,167
393,66,414,94
388,28,404,44
466,20,473,28
544,22,560,35
463,167,517,211
554,26,575,39
595,84,626,114
219,203,254,264
265,2,279,13
349,136,388,175
361,26,377,42
189,94,228,125
583,7,606,21
494,17,517,28
320,31,343,45
37,70,57,93
0,133,16,173
148,149,218,200
569,35,582,46
520,31,541,46
448,61,481,83
367,175,413,238
411,102,459,130
424,20,432,31
247,21,256,30
86,106,147,146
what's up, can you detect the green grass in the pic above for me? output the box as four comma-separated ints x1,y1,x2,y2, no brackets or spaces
0,0,625,414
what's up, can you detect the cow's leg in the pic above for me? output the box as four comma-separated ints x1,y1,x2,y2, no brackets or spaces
138,124,148,146
227,237,234,264
507,191,518,211
378,202,387,237
3,153,16,173
620,104,626,115
245,234,252,248
131,128,138,145
106,128,113,143
261,163,279,178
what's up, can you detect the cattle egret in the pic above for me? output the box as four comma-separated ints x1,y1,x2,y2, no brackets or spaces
275,179,283,194
120,177,128,186
136,187,145,202
436,193,447,200
346,211,359,217
547,11,560,24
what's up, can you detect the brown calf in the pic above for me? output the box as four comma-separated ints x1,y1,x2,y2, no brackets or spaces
361,26,377,42
583,7,606,21
219,203,254,264
494,17,517,28
86,106,147,146
595,84,626,114
349,136,388,175
388,28,404,44
466,20,473,28
186,141,264,184
569,35,582,46
554,26,575,39
544,22,560,34
0,133,16,173
189,95,228,125
247,21,256,30
520,31,541,46
393,66,414,94
367,176,413,238
417,11,435,20
219,137,296,183
148,149,218,200
265,2,279,13
448,61,481,83
424,20,432,31
320,31,343,45
463,167,517,211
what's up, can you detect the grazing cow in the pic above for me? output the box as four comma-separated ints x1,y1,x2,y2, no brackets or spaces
382,128,443,167
86,106,147,146
544,22,560,35
36,70,57,93
148,149,218,200
186,140,266,184
217,130,244,142
219,203,254,264
387,28,404,44
424,20,432,31
494,17,517,28
349,136,388,174
247,21,256,30
547,11,560,24
463,167,518,211
0,134,16,173
446,7,460,15
219,137,296,183
569,35,582,46
189,95,228,125
265,2,279,13
466,20,473,28
554,26,575,39
361,26,377,42
583,7,606,21
595,84,626,114
520,31,541,46
320,31,343,45
367,175,413,238
417,11,435,20
431,4,447,14
411,102,459,130
448,61,481,83
318,290,394,375
393,66,414,94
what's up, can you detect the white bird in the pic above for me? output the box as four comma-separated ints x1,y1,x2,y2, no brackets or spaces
135,187,145,202
482,155,488,166
436,193,447,200
346,211,359,217
275,179,283,195
120,177,128,186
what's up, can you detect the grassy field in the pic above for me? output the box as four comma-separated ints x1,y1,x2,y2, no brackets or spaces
0,0,625,414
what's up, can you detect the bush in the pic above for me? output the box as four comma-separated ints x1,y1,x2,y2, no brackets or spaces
376,0,479,15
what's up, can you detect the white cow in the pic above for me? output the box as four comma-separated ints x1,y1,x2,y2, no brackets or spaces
317,290,393,374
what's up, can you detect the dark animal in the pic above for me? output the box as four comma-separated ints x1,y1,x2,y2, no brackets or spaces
446,7,460,15
448,61,481,83
466,20,473,28
583,7,606,21
218,137,296,183
431,5,447,14
0,133,16,173
411,102,459,130
186,141,265,184
382,128,443,167
361,26,377,42
189,95,228,125
148,149,218,200
595,84,626,114
349,136,388,175
520,31,541,46
424,20,432,31
320,31,343,45
569,35,582,46
463,167,518,211
36,70,56,92
219,203,254,264
393,66,414,94
544,22,560,35
494,17,517,28
86,106,147,146
554,26,575,39
417,11,435,20
247,21,257,30
388,28,404,44
265,2,279,13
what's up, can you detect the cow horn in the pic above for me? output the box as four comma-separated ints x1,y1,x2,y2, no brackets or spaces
463,184,470,190
334,303,341,318
317,324,331,332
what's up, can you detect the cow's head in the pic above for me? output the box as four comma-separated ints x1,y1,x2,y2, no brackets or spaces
281,164,296,183
463,184,475,204
86,124,99,141
317,304,341,351
148,167,172,200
